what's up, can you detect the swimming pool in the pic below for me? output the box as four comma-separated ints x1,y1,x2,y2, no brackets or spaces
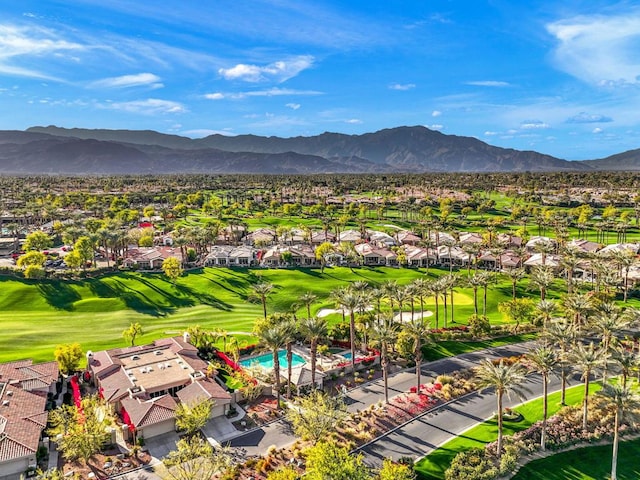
341,352,353,360
240,350,306,370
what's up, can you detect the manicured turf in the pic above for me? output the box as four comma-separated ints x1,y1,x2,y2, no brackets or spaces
511,438,640,479
423,333,539,361
414,383,601,480
1,266,521,363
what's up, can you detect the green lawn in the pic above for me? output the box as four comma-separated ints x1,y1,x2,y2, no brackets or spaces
3,266,515,363
511,438,640,479
423,333,539,361
414,383,601,480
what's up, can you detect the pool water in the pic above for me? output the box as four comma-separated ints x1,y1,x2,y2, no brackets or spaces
240,350,306,369
341,352,353,360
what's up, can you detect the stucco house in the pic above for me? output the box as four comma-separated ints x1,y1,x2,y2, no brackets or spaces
89,335,231,440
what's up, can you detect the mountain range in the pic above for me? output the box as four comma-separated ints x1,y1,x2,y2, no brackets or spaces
0,125,635,174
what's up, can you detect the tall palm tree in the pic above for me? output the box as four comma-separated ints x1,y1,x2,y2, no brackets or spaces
443,273,458,325
281,318,298,399
467,272,484,316
330,286,349,325
251,282,274,321
595,384,640,480
570,342,603,430
525,346,558,450
529,265,555,301
412,278,430,319
339,291,362,379
258,324,289,409
590,304,631,383
535,299,556,328
543,319,577,404
371,318,398,403
403,317,432,391
562,292,594,330
300,316,328,389
298,292,318,320
610,249,636,302
429,278,447,329
381,280,398,317
505,268,526,301
611,346,640,389
475,359,530,460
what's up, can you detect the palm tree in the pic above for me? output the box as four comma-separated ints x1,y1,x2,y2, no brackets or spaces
467,272,484,316
281,318,298,399
339,291,361,379
525,346,558,450
562,292,594,330
590,304,631,383
595,384,640,480
475,359,530,460
543,319,577,404
371,318,398,403
611,249,636,302
570,342,603,430
258,324,289,409
529,265,555,301
412,278,430,319
429,278,447,329
505,268,526,300
300,316,328,389
403,317,432,391
443,274,458,325
535,299,556,328
251,282,274,321
299,292,317,320
611,346,640,389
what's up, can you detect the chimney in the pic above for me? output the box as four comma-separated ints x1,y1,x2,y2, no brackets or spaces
183,331,191,344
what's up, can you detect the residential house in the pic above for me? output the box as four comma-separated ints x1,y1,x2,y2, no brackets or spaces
458,232,484,246
567,239,601,254
354,243,397,266
89,335,231,440
310,231,336,245
404,245,435,267
338,229,362,243
204,245,256,267
243,228,276,247
396,231,421,246
0,360,58,478
525,236,556,252
366,230,396,248
122,246,183,270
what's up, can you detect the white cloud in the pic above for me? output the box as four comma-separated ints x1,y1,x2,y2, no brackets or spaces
432,110,442,117
90,73,163,89
389,83,415,91
345,118,363,124
0,24,85,80
547,12,640,86
103,98,186,115
593,127,603,134
429,124,443,130
286,103,300,110
484,131,499,136
520,120,550,129
566,112,613,123
465,80,511,87
205,88,322,100
218,55,314,83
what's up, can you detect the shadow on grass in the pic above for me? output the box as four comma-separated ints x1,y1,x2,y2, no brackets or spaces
37,280,81,310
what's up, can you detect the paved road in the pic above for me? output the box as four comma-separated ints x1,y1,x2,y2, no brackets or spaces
227,340,539,456
357,373,582,467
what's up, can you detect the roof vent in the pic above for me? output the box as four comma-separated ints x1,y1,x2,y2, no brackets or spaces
154,350,163,356
2,401,8,407
6,391,12,397
131,355,140,361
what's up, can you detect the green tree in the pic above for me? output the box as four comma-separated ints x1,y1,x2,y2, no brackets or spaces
376,459,416,480
122,322,144,347
54,343,83,375
403,317,431,392
498,297,535,334
74,236,94,269
23,230,53,251
63,250,83,271
595,384,640,480
48,395,114,466
304,441,370,480
371,319,398,403
258,324,289,408
267,467,299,480
314,242,334,273
286,390,347,443
16,250,46,268
175,397,214,437
475,359,530,460
24,263,45,278
163,436,232,480
162,256,184,283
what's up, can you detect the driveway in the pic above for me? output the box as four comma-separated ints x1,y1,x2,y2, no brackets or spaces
356,373,581,467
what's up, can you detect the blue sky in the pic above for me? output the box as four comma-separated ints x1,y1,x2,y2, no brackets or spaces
1,1,639,160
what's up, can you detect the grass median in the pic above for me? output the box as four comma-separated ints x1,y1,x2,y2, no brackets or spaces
414,383,601,480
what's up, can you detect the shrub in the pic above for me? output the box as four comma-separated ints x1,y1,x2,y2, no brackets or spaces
468,314,492,338
445,448,498,480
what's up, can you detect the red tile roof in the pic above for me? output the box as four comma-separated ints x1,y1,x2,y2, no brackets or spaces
121,395,177,428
